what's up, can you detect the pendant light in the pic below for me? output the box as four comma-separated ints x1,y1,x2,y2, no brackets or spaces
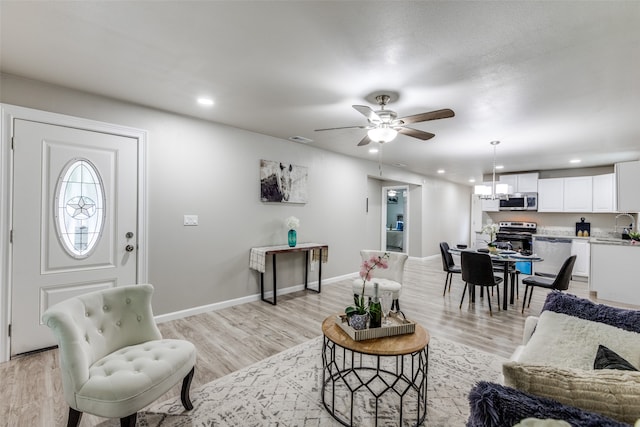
474,140,509,198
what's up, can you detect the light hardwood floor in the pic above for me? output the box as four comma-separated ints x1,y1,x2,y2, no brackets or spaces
1,256,637,426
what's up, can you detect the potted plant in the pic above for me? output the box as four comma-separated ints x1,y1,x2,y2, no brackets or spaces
346,253,389,330
482,223,499,253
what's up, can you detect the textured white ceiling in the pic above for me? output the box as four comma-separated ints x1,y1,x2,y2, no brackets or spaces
2,1,639,185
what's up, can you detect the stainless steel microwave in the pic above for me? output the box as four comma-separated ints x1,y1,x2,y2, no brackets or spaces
499,193,538,211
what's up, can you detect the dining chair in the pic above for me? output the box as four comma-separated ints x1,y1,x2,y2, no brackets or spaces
460,251,503,315
352,250,408,311
439,242,462,296
491,262,520,299
521,255,577,313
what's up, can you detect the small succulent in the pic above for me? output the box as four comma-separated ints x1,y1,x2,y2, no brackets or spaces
628,231,640,241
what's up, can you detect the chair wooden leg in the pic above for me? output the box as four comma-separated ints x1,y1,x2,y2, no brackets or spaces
459,283,468,308
486,288,493,316
527,287,534,308
120,413,137,427
181,366,195,410
67,408,82,427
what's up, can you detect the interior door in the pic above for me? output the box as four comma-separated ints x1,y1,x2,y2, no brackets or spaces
10,119,138,356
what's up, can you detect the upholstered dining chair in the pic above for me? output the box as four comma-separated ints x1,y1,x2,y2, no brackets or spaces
439,242,462,296
352,250,408,311
521,255,576,313
42,284,196,427
460,251,503,316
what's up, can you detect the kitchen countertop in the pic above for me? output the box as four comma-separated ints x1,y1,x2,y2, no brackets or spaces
589,237,640,246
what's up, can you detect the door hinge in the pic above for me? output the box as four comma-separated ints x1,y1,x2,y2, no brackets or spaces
11,137,15,150
9,229,13,244
8,324,11,338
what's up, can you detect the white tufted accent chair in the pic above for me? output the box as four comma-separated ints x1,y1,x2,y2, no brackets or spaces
42,284,196,427
352,250,408,311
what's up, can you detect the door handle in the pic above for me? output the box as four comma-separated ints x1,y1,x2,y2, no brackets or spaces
125,245,135,252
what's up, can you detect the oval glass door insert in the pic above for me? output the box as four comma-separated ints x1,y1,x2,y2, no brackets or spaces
54,158,105,259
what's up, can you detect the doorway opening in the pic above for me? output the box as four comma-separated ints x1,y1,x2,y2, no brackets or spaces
382,185,409,253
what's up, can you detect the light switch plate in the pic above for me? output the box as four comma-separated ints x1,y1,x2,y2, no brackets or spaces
183,215,198,226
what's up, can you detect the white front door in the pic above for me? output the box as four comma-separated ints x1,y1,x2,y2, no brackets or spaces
10,119,139,356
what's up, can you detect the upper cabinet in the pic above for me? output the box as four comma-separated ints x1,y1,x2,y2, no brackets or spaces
538,175,613,213
592,173,616,212
616,161,640,212
563,176,593,212
499,172,539,193
538,178,564,212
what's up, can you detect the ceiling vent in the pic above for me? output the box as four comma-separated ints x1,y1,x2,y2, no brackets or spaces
288,136,313,144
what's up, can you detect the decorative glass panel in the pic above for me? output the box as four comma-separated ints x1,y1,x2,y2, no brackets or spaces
54,159,105,259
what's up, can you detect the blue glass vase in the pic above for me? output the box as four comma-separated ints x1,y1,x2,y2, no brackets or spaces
288,229,297,247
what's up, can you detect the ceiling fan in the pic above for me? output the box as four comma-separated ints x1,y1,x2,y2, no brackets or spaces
315,94,455,146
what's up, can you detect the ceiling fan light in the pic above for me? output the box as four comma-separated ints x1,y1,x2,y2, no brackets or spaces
367,127,398,143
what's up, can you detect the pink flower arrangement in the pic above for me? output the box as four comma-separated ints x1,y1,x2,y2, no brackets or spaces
346,253,390,317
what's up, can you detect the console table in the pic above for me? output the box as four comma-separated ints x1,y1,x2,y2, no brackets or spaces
249,243,328,305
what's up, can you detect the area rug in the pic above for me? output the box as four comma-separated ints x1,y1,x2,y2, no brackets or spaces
103,335,505,427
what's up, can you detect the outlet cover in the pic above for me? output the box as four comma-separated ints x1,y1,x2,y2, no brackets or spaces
183,215,199,226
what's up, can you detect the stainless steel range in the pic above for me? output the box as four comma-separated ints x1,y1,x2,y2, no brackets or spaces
495,221,537,255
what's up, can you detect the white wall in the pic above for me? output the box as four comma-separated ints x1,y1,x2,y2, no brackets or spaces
1,73,471,315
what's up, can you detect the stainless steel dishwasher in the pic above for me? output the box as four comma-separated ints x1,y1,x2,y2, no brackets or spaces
533,236,573,275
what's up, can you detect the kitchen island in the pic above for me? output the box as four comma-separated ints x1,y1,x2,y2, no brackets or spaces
589,238,640,306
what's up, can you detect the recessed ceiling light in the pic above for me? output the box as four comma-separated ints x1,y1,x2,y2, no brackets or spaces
569,159,581,164
197,97,214,106
393,162,407,168
469,178,476,183
368,147,379,154
437,169,445,174
495,165,504,170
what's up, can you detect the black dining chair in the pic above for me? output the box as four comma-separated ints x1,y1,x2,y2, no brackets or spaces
439,242,462,296
460,251,503,316
521,255,577,313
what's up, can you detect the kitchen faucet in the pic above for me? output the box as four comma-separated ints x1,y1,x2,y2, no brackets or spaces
614,213,635,234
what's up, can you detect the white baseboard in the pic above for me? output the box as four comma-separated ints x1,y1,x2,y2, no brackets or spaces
154,272,358,324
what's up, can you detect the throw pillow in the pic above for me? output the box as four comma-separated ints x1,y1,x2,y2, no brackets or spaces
466,381,628,427
542,292,640,333
502,362,640,424
516,311,640,370
594,344,639,371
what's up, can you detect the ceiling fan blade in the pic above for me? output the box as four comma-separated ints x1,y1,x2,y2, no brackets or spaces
398,108,455,125
357,134,372,146
315,125,369,131
397,127,435,141
353,105,382,123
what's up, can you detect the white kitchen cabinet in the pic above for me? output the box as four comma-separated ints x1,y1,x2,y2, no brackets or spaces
537,178,564,212
481,198,499,212
616,160,640,212
563,176,593,212
592,173,616,212
498,175,517,194
499,172,539,193
571,239,590,277
590,242,640,305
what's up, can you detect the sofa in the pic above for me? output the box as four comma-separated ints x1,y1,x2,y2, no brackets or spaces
469,292,640,426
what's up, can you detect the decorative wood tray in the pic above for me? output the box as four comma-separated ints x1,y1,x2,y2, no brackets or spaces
336,312,416,341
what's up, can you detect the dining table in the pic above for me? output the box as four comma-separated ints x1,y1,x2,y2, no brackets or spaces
449,247,543,310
